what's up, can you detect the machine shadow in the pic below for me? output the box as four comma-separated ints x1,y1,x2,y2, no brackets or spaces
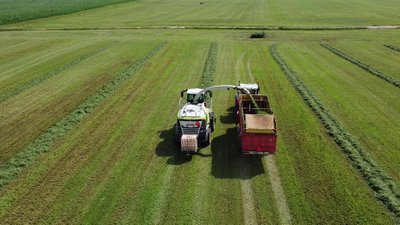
211,107,265,179
156,125,212,165
156,126,193,165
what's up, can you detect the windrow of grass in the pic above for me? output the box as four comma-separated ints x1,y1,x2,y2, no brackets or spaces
0,42,167,189
321,44,400,88
270,44,400,220
200,42,218,88
385,44,400,53
0,42,114,103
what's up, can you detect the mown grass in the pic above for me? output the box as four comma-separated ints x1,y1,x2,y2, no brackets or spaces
3,0,400,29
0,42,166,189
0,0,136,25
321,44,400,88
270,44,400,220
0,42,114,103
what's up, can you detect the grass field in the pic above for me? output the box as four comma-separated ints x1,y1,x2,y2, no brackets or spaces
1,0,400,224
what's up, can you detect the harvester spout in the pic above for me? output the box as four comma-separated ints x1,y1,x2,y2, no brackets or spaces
193,85,250,104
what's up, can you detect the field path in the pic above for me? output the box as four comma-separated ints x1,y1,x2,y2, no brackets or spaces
240,166,257,225
265,155,293,225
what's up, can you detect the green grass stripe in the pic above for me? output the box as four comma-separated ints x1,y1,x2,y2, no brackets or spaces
0,42,167,189
0,0,137,26
270,44,400,220
321,44,400,88
384,45,400,53
0,43,115,103
200,42,218,88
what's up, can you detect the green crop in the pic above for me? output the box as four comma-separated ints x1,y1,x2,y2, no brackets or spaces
321,44,400,88
270,44,400,220
0,42,167,189
0,0,137,26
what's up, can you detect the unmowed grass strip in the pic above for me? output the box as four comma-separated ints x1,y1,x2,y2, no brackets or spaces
0,43,114,103
0,0,136,25
384,45,400,53
0,42,167,189
200,42,218,88
321,44,400,88
270,44,400,220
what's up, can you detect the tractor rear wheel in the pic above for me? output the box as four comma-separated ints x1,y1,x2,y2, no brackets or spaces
210,112,216,132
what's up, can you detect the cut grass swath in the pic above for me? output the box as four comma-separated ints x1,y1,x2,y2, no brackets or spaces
0,42,115,103
270,44,400,220
321,44,400,88
0,42,167,189
384,45,400,53
200,42,218,88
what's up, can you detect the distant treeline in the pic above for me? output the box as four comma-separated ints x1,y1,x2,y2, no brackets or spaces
0,0,135,25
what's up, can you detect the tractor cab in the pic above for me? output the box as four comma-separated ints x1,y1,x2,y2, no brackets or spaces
180,88,212,108
186,88,204,104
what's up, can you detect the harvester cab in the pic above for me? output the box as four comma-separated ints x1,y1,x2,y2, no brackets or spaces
175,88,215,153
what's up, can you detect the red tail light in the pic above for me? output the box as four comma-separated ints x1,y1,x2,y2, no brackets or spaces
196,121,201,127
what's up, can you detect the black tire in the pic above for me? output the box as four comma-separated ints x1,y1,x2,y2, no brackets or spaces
210,112,216,132
205,128,211,146
175,123,181,145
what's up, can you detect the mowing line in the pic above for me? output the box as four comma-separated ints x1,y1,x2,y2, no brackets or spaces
245,51,291,224
0,42,167,189
246,52,256,83
235,52,246,82
235,49,258,225
200,42,218,88
265,155,292,225
240,167,257,225
321,44,400,88
0,43,115,103
151,166,174,225
270,44,400,220
384,45,400,53
191,42,219,224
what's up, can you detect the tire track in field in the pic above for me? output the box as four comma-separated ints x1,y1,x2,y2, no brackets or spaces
0,42,114,103
235,49,259,225
246,52,256,83
190,42,219,224
0,42,167,189
235,51,246,82
265,155,293,225
270,44,400,221
240,166,258,225
384,44,400,53
245,51,292,225
321,44,400,88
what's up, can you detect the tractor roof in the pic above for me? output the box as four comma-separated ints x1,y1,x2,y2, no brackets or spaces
187,88,204,94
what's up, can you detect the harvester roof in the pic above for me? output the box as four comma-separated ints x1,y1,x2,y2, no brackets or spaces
187,88,204,94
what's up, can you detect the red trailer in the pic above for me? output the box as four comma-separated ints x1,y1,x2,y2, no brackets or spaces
236,94,277,154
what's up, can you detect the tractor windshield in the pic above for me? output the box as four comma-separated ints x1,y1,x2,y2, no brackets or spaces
187,94,203,103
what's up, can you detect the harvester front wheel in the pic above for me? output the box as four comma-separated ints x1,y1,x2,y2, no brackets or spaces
175,123,181,145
